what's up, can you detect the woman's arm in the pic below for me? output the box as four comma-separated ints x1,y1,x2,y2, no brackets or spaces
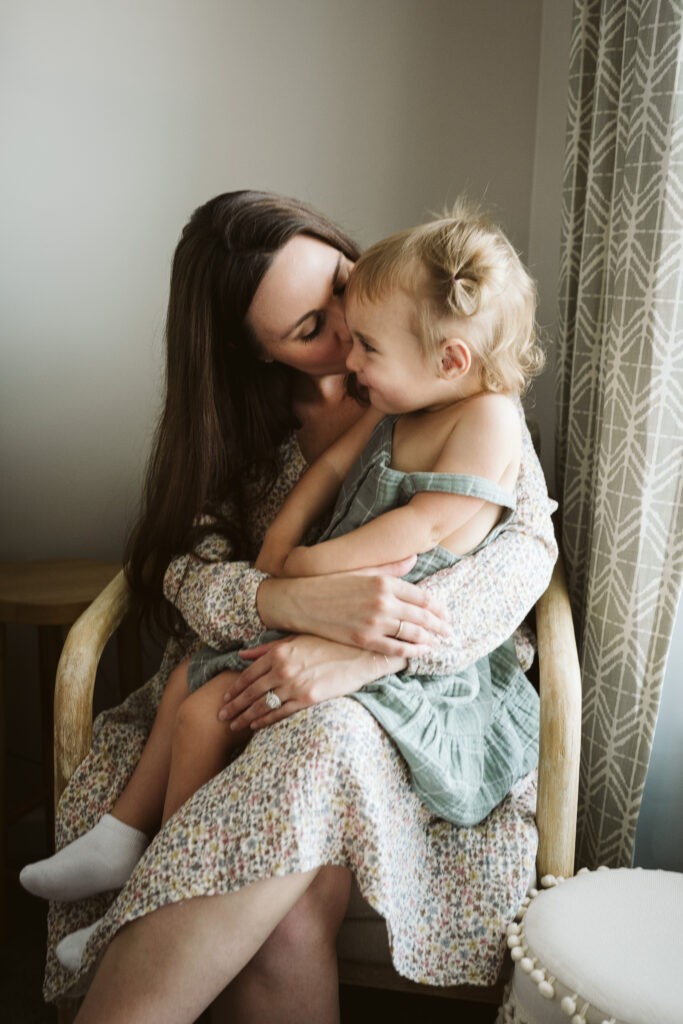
164,548,270,650
164,530,451,656
215,418,556,725
232,415,557,724
166,409,555,669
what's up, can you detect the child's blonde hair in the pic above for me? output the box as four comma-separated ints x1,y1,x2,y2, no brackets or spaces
347,199,544,393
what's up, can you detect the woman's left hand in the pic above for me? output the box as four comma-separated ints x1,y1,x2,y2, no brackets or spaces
218,633,405,731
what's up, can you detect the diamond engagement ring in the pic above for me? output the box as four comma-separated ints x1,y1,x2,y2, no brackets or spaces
265,690,282,711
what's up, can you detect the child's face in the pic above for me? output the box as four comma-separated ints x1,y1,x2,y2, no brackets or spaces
345,289,449,414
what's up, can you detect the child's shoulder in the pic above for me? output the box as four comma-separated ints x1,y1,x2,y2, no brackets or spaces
455,391,521,436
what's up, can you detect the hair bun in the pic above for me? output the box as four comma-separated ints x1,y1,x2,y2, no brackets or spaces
450,272,480,316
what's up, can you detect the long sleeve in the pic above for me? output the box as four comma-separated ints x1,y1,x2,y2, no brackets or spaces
406,411,558,676
163,435,308,649
164,549,269,650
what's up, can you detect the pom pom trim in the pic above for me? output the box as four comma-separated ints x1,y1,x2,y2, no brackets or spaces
504,867,621,1024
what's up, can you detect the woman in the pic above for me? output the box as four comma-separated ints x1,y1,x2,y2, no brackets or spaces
46,191,557,1023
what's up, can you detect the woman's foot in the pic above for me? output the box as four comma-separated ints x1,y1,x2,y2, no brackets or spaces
56,917,103,971
19,814,148,901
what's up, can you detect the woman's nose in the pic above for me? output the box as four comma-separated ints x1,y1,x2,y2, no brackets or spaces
331,302,351,345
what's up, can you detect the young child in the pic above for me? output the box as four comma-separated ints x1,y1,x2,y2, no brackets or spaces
247,200,545,827
21,202,543,943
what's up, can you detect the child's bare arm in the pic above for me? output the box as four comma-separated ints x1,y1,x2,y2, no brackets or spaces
281,497,477,577
282,394,521,578
255,407,383,575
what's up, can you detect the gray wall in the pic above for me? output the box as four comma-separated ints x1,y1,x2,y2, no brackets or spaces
1,0,545,561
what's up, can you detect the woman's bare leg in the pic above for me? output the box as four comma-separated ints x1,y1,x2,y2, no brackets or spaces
217,865,352,1024
74,871,320,1024
161,672,250,824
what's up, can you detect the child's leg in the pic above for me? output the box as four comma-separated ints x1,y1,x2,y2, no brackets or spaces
161,672,250,825
56,672,250,972
111,659,196,834
20,659,194,902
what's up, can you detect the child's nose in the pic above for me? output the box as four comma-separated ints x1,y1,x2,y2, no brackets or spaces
345,345,360,373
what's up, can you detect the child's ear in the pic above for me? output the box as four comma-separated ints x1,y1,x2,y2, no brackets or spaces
440,338,471,378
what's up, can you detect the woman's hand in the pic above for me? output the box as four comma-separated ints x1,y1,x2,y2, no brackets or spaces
217,634,405,731
255,557,451,657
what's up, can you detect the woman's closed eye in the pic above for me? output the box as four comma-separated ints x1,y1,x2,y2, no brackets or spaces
299,259,350,342
300,281,349,341
301,314,324,342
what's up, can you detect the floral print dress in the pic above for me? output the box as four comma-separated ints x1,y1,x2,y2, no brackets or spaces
44,406,557,1002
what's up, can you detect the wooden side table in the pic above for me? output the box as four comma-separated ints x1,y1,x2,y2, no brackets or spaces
0,559,137,935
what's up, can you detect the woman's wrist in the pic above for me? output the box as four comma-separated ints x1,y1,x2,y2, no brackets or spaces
371,652,408,679
255,576,305,632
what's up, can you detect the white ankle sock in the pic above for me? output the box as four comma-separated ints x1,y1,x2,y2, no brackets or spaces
56,917,103,971
19,814,148,901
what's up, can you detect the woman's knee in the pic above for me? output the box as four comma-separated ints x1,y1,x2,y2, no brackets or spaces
257,866,352,964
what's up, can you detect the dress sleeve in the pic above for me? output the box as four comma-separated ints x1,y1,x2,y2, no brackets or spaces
406,413,558,676
163,436,307,649
163,545,269,650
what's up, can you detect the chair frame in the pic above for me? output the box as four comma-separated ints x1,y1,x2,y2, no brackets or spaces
53,552,581,1016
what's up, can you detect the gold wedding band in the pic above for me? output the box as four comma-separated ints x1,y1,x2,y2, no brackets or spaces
394,620,404,640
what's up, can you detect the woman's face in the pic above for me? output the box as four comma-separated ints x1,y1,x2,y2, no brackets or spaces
246,235,354,377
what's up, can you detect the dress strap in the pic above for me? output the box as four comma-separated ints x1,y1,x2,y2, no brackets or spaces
399,471,516,510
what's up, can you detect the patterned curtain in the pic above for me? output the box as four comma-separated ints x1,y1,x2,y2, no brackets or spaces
556,0,683,868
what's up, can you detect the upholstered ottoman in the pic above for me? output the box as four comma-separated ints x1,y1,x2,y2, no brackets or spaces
497,867,682,1024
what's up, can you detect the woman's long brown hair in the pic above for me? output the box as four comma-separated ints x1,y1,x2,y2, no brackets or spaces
125,191,360,635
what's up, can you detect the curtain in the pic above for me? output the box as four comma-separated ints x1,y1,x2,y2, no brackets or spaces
556,0,683,868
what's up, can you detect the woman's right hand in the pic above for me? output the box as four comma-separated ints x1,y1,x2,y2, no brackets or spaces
217,633,405,731
255,557,452,657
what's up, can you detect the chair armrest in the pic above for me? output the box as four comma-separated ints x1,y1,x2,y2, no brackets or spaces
53,569,133,806
534,551,582,879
